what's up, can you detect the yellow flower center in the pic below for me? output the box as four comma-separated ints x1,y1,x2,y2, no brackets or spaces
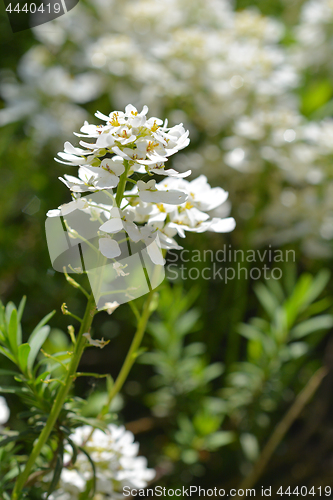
151,121,160,132
109,112,120,127
147,141,159,152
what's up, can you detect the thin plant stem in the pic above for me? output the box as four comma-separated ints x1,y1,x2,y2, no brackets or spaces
233,366,328,497
12,294,96,500
99,290,155,417
63,268,90,299
115,160,130,207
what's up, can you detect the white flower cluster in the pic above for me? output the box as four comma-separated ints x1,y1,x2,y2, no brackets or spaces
47,424,155,500
2,0,333,255
47,105,235,264
0,396,10,426
293,0,333,72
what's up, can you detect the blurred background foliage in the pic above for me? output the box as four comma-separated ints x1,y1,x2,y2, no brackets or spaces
1,0,333,496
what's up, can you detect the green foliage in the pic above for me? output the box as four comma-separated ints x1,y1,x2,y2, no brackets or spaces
0,298,64,494
139,284,233,464
141,284,223,414
0,298,80,496
221,268,332,438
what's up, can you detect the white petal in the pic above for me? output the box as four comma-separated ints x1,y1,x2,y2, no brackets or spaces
99,218,123,233
148,212,167,224
101,158,125,176
95,110,110,121
146,240,165,265
141,105,149,116
63,141,87,155
137,179,155,191
46,209,61,217
57,153,87,165
99,238,121,258
112,146,132,160
208,217,236,233
139,189,187,204
96,133,115,148
151,168,192,178
125,221,141,242
60,199,87,215
125,104,138,115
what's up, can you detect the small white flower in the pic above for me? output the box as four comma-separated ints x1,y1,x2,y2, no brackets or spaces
113,262,129,276
103,301,120,314
46,197,89,217
99,207,141,243
83,333,110,348
137,179,188,204
50,424,155,499
60,158,125,193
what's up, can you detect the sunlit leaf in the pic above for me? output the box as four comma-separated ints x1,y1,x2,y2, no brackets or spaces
290,315,333,340
27,325,51,373
8,308,19,356
18,343,31,376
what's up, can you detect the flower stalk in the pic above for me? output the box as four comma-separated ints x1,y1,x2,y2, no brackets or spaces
99,289,155,417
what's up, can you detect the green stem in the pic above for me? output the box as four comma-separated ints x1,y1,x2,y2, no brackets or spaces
12,294,96,500
99,291,154,417
115,160,130,208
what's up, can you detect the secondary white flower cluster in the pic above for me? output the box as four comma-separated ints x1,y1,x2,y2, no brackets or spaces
2,0,333,256
0,396,10,426
47,424,155,500
293,0,333,72
47,105,235,264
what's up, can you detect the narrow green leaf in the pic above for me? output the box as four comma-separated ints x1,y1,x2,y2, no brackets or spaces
70,416,108,432
238,323,262,341
47,441,64,497
266,278,285,303
288,342,309,358
8,309,19,355
290,315,333,340
17,296,27,322
205,431,235,450
203,363,224,382
78,446,96,496
284,274,313,327
27,325,51,373
0,345,16,364
303,297,331,318
5,302,15,328
66,437,78,466
18,343,31,376
254,283,279,319
0,430,36,447
0,301,5,329
0,368,19,377
29,310,56,340
303,269,330,307
0,386,28,395
175,309,201,336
